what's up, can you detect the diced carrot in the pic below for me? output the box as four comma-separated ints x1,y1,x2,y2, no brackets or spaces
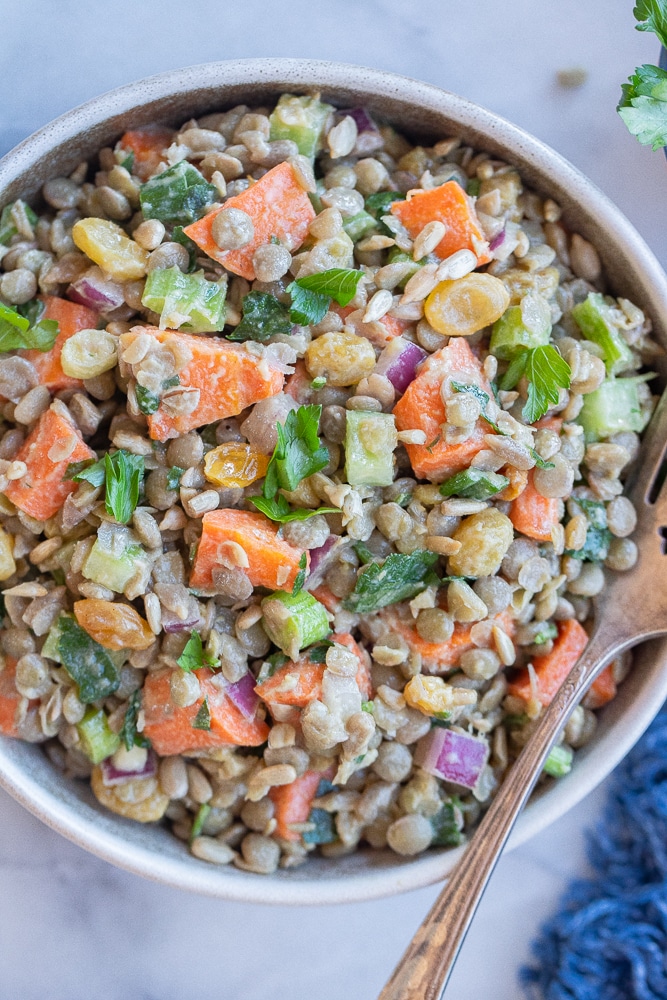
270,767,334,842
285,359,314,403
20,296,99,392
117,126,174,181
390,180,491,265
309,584,342,615
534,416,563,433
0,658,19,738
255,632,372,709
509,470,560,542
335,305,412,348
4,406,96,520
379,606,515,674
142,666,269,756
190,509,307,592
119,326,285,441
584,663,617,709
393,337,492,481
184,162,315,280
507,619,589,707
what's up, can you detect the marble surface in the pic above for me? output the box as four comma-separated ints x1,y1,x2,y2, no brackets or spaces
1,2,666,998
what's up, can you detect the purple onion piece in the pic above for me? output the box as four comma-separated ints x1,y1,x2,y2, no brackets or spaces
226,673,259,721
337,106,379,135
69,267,125,313
416,728,489,790
374,338,428,394
100,750,157,787
308,534,336,575
306,535,344,590
162,611,202,634
489,229,506,252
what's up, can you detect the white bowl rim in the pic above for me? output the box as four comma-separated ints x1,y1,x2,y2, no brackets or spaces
1,56,666,905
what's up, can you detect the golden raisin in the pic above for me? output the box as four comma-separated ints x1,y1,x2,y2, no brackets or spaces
305,329,376,387
203,441,270,488
424,273,510,337
91,766,169,822
74,599,155,651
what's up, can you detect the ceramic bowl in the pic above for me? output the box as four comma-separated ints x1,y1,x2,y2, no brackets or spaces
1,58,666,905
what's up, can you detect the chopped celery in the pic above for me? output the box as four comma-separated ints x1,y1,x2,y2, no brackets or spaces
342,211,377,242
430,801,464,846
142,267,226,332
489,304,551,360
82,526,147,594
77,708,121,764
577,378,647,440
440,468,509,501
0,200,38,246
261,590,330,659
543,744,573,778
139,161,216,226
269,94,334,159
345,410,397,487
387,247,424,288
571,293,634,375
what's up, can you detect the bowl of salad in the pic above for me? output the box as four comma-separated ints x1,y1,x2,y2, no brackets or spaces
0,58,665,905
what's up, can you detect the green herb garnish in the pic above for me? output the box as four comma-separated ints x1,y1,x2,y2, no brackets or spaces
618,2,667,149
192,698,211,731
307,640,335,663
104,450,145,524
287,267,364,325
166,466,185,490
440,468,509,501
139,161,216,226
364,191,406,217
120,689,150,751
177,630,218,672
227,291,293,342
343,550,440,614
135,385,161,415
58,616,120,704
249,494,338,523
262,404,330,498
499,345,571,424
65,458,106,486
430,801,464,847
292,552,308,596
302,807,337,845
0,302,58,353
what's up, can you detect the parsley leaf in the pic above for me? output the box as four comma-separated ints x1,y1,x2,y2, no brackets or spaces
192,698,211,730
307,640,335,663
104,450,145,524
440,468,509,501
0,302,58,353
302,807,337,845
248,494,339,523
618,66,667,150
430,801,464,847
177,630,218,672
263,404,329,497
227,291,293,342
120,690,150,751
522,345,571,424
65,457,106,486
365,191,406,217
633,0,667,45
292,268,364,307
292,552,308,596
166,466,185,490
135,385,161,415
343,550,440,614
286,282,330,326
139,161,216,226
58,616,120,703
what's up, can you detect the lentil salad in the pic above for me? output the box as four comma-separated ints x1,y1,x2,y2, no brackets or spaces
0,94,658,874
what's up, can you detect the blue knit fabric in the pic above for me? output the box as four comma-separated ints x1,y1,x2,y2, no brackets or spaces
522,708,667,999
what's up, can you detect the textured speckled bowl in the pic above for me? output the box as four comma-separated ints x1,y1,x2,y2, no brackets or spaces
1,58,666,905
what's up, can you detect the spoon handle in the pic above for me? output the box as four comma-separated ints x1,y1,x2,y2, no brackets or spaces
377,629,616,1000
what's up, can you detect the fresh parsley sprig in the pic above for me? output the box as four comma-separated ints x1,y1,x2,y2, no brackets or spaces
0,301,58,353
618,1,667,149
177,630,218,672
227,291,293,342
65,449,145,524
498,344,571,424
286,268,364,326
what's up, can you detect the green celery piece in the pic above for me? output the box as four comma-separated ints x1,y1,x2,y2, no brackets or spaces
141,266,226,333
261,590,330,659
345,410,397,487
342,211,378,242
269,94,334,159
430,801,464,847
228,290,292,342
0,201,38,246
386,247,425,288
577,378,647,441
139,161,217,226
489,304,551,360
365,191,405,217
343,550,440,614
565,523,612,562
58,617,120,704
571,293,634,375
77,708,120,764
439,468,509,501
543,744,573,778
302,807,336,845
82,538,145,594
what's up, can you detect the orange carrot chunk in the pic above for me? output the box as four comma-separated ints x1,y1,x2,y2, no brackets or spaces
119,326,285,441
4,406,96,520
0,659,20,738
390,180,491,265
255,633,372,708
190,509,307,593
509,470,560,542
393,337,491,481
20,296,99,392
183,161,315,280
584,663,617,709
118,127,174,181
270,768,329,842
507,619,589,707
379,606,514,674
142,666,269,756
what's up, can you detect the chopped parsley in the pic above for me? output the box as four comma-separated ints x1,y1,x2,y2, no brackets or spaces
498,345,571,424
57,616,120,704
302,807,336,845
618,2,667,149
307,640,334,663
120,689,150,751
177,631,218,672
166,466,185,490
248,494,338,523
343,550,440,614
292,553,308,596
104,450,145,524
440,468,509,501
364,191,406,217
430,801,464,847
227,291,293,342
262,404,330,498
287,267,364,325
0,302,58,353
192,698,211,731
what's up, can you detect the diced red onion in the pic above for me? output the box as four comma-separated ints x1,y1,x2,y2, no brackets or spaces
338,106,379,135
226,672,259,721
489,229,506,252
308,534,336,575
415,728,489,790
100,750,157,787
162,611,202,634
337,107,383,154
374,337,428,393
69,266,125,313
306,534,344,589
